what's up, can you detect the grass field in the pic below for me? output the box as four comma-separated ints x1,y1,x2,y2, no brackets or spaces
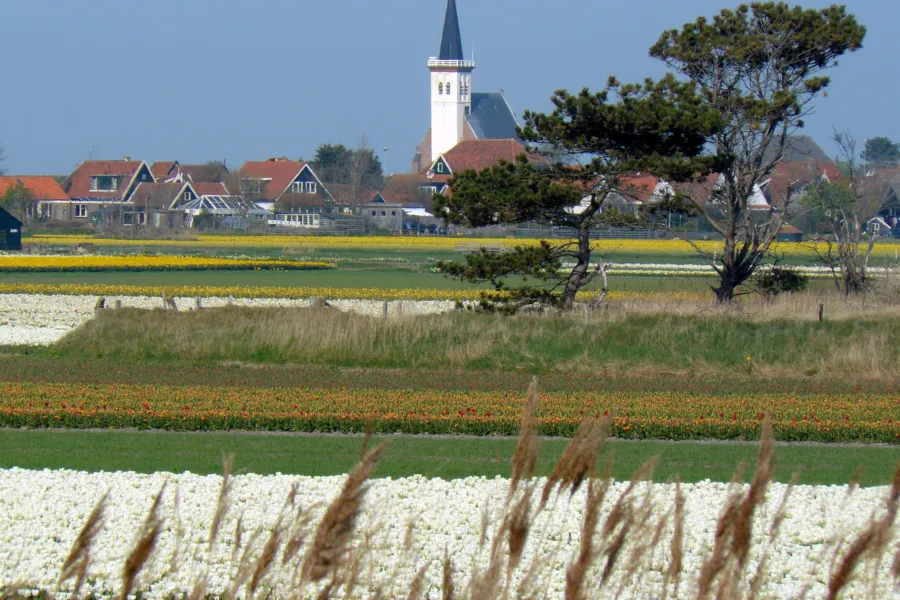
1,429,897,485
52,306,900,379
0,264,726,293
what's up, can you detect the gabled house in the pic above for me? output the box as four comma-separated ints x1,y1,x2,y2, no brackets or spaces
426,139,541,177
129,181,199,227
762,160,842,207
0,176,69,222
61,159,154,223
237,158,330,214
381,174,449,212
568,173,771,216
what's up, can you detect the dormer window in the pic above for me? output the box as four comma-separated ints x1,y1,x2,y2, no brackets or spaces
90,176,119,192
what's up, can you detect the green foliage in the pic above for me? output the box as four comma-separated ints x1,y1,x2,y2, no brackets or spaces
647,2,866,302
755,267,809,297
435,77,721,308
311,143,384,188
0,182,33,220
861,136,900,167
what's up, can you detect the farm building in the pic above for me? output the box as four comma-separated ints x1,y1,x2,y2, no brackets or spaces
0,206,22,251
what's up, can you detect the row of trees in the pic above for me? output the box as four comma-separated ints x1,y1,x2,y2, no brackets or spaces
436,2,868,307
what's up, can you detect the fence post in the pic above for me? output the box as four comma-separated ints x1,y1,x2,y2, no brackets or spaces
114,299,122,310
94,297,106,314
818,303,824,322
383,300,389,322
195,296,202,311
582,303,589,324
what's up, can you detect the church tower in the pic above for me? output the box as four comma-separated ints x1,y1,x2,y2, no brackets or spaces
429,0,474,163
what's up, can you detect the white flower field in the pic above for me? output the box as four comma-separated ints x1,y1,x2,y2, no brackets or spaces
0,469,897,599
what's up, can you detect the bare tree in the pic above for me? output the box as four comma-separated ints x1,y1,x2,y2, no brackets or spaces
808,132,889,296
0,143,6,176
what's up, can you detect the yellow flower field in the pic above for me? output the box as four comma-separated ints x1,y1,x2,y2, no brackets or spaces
0,255,335,272
0,282,704,302
27,234,900,257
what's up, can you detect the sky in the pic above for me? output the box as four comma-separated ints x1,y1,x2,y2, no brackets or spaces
0,0,896,176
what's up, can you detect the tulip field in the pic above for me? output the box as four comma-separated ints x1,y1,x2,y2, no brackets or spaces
0,381,897,443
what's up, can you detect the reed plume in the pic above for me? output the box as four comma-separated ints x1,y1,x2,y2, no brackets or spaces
510,377,541,494
300,442,388,585
57,490,108,598
120,482,166,600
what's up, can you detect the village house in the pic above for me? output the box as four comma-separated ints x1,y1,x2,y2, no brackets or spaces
0,176,69,223
237,159,330,223
60,159,155,225
0,206,22,251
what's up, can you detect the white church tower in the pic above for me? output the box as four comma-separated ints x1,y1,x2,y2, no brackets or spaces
429,0,474,163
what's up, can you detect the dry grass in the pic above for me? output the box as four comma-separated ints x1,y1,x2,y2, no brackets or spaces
58,291,900,383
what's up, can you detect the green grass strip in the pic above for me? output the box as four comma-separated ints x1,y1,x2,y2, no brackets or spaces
0,429,897,487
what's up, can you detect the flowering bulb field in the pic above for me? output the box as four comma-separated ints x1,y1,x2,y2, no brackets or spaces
0,381,895,443
0,255,335,272
25,233,900,259
1,461,898,598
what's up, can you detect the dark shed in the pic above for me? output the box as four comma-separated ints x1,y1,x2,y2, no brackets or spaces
0,207,22,251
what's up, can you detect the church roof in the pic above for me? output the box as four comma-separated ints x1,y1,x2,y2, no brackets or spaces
763,135,832,164
466,93,521,141
439,0,464,61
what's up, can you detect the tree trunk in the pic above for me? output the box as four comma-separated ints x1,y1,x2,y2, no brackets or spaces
563,226,592,309
714,274,739,303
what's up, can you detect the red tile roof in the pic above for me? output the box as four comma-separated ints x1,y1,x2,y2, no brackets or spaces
130,182,187,209
613,175,660,203
381,174,448,205
0,176,68,201
150,161,178,180
766,160,842,204
327,184,380,206
238,158,308,201
436,139,543,174
63,160,150,200
191,182,229,196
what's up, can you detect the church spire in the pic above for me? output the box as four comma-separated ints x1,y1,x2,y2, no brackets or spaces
438,0,464,61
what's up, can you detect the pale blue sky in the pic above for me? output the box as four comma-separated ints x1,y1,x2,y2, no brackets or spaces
0,0,894,176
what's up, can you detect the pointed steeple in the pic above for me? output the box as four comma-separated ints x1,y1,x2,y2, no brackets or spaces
438,0,464,61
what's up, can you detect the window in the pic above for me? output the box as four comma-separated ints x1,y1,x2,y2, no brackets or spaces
436,162,444,173
140,171,149,182
391,211,396,216
306,181,316,194
90,176,119,192
183,190,193,202
446,83,451,95
74,204,88,218
381,210,386,216
371,211,377,216
438,82,443,94
465,106,471,116
291,181,303,194
242,178,269,194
